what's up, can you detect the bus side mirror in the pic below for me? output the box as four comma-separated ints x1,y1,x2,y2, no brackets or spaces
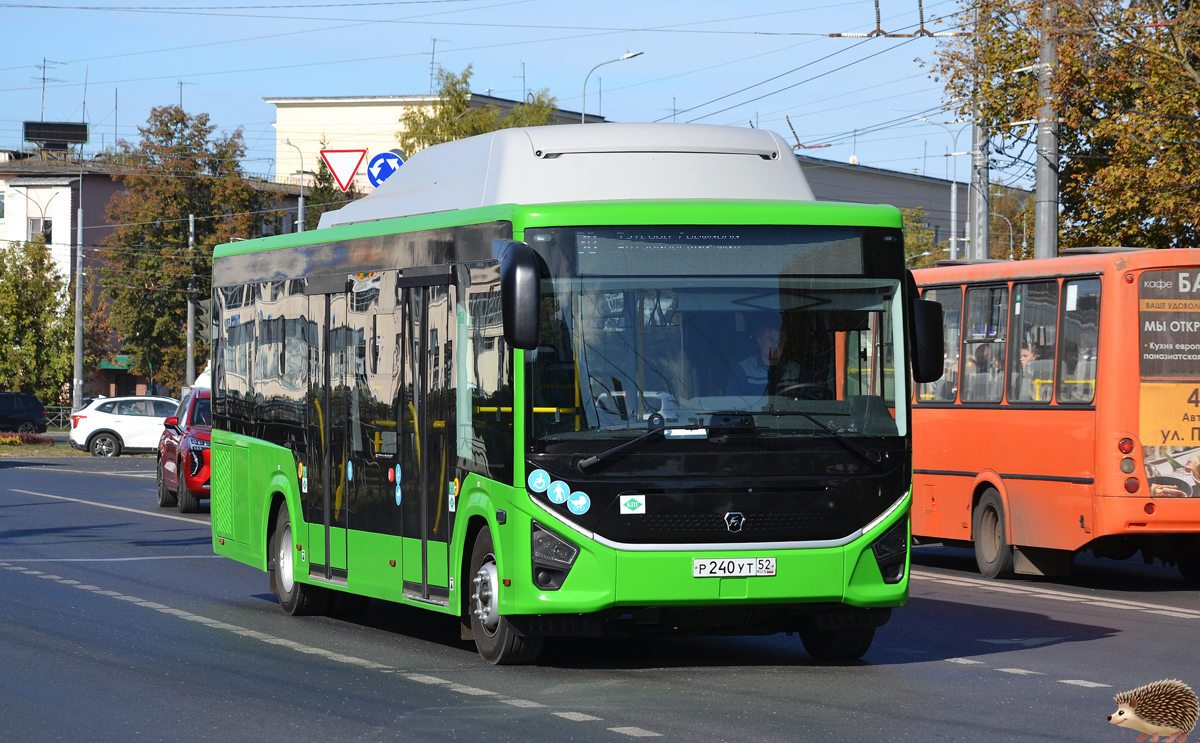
911,298,944,383
492,239,541,350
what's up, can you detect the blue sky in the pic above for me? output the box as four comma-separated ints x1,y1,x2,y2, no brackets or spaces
1,0,1020,186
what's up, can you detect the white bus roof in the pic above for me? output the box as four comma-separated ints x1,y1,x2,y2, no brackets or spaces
317,123,814,229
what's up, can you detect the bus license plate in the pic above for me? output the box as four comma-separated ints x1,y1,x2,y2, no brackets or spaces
693,557,776,578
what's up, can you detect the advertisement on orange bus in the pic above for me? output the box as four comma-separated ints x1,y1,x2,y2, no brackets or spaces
1139,268,1200,498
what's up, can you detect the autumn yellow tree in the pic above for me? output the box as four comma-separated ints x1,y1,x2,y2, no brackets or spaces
932,0,1200,250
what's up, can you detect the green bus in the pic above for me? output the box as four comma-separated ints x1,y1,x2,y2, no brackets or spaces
210,123,942,664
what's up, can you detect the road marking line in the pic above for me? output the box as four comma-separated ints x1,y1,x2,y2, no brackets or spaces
555,712,603,722
38,575,62,580
944,658,985,664
406,674,451,685
10,489,206,525
448,683,497,696
136,601,168,609
10,467,155,479
1060,680,1112,688
94,590,122,596
74,585,101,590
501,699,546,708
1140,609,1199,619
996,668,1045,675
57,579,79,584
4,566,29,571
608,727,662,737
912,569,1200,618
0,556,221,562
156,608,192,616
114,595,146,602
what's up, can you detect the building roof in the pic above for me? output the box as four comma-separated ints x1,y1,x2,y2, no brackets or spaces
265,91,600,122
319,123,812,228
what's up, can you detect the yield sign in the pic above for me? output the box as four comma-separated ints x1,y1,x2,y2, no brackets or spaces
319,149,367,192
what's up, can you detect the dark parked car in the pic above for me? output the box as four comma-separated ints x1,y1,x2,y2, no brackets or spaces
0,393,49,434
157,389,211,513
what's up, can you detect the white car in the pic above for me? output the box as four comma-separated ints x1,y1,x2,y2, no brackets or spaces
70,396,180,457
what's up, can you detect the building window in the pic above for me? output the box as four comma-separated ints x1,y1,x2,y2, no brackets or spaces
0,191,6,220
27,217,51,244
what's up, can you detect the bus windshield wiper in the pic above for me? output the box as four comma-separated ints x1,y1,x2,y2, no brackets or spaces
577,413,674,471
791,411,884,473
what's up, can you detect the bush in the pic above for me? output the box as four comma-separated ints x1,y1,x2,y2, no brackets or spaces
0,432,55,446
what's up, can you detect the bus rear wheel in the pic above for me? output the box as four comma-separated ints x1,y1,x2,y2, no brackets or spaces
468,527,543,665
800,627,875,661
973,489,1014,579
274,506,330,616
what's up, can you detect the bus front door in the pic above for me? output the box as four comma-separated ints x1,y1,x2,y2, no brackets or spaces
398,271,456,605
305,289,351,582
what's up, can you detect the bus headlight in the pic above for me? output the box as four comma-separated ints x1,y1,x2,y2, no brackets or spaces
531,522,578,591
871,516,908,585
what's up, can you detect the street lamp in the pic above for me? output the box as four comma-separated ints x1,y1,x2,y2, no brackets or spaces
284,139,305,233
582,51,643,124
916,116,970,260
992,191,1029,259
906,250,933,265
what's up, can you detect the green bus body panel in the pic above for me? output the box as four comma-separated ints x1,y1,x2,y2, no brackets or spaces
211,197,910,621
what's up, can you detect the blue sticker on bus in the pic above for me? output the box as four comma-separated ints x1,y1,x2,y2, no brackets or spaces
395,484,402,505
567,492,591,515
347,462,353,481
527,469,551,492
547,480,570,504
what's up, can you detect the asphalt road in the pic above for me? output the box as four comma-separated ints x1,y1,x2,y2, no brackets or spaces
2,456,1197,742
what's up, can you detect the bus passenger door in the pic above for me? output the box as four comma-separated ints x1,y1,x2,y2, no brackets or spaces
398,269,457,605
305,286,351,582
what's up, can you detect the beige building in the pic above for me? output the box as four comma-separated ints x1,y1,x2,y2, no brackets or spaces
266,94,600,192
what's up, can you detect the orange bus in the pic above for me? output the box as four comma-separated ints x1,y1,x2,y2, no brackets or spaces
911,248,1200,583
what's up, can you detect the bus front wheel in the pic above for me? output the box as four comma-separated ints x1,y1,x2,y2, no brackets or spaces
973,489,1015,579
274,506,330,616
800,627,875,661
468,527,543,665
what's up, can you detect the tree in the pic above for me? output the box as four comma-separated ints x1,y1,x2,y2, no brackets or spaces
398,65,559,155
931,0,1200,250
0,241,73,403
902,207,940,268
102,105,278,393
304,135,364,231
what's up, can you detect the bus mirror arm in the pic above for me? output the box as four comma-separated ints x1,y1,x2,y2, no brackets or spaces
492,239,541,350
911,298,944,384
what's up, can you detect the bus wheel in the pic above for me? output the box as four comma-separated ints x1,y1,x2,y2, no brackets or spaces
1179,554,1200,587
275,506,330,616
973,489,1014,579
469,527,543,665
800,627,875,661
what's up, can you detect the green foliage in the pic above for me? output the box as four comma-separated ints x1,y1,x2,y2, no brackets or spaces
0,241,73,403
901,207,940,268
931,0,1200,250
398,65,558,154
102,105,278,393
304,135,364,231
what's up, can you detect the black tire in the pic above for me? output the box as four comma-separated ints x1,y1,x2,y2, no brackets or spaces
274,505,330,616
1179,554,1200,587
800,627,875,661
973,488,1015,579
177,458,200,513
89,433,121,458
469,527,543,665
156,460,178,508
17,421,35,434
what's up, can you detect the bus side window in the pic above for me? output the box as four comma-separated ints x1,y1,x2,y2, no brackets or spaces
1057,279,1101,404
917,286,961,403
1007,281,1058,404
961,285,1008,403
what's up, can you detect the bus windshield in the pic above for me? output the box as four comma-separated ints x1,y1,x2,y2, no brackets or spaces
530,273,905,448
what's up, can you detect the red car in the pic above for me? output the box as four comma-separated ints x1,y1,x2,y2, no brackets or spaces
157,389,211,513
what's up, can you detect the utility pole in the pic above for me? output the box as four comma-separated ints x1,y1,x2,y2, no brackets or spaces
1034,0,1059,259
73,203,84,411
969,104,990,260
186,214,196,387
515,61,526,102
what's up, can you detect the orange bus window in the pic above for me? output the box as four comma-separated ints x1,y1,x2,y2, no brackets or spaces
1057,279,1101,404
962,285,1008,403
1008,281,1058,404
917,286,960,402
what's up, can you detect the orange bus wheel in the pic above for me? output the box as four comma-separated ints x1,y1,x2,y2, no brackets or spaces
973,489,1014,579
